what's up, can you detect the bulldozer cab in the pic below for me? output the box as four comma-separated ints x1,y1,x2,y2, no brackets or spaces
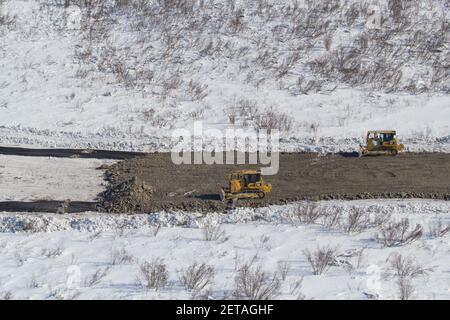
239,172,262,187
367,130,397,147
381,132,395,142
229,170,264,189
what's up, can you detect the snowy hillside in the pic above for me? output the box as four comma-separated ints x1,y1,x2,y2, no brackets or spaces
1,0,449,302
0,0,449,151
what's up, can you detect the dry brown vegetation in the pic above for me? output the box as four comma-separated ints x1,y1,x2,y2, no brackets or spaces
377,218,423,247
41,0,449,99
304,246,337,275
179,262,215,292
233,263,281,300
138,258,169,290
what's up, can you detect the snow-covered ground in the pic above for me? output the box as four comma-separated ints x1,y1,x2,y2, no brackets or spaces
0,1,449,152
0,200,449,300
0,0,449,301
0,155,113,201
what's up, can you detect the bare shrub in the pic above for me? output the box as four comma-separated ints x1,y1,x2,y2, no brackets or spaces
237,98,258,120
389,253,432,300
289,277,305,300
188,108,205,120
0,0,16,29
276,261,290,281
412,126,433,141
0,291,12,300
202,221,226,242
141,108,177,128
138,258,169,290
141,108,155,122
84,267,111,287
233,264,281,300
227,106,238,125
372,212,392,228
228,8,245,33
68,0,447,97
42,247,63,258
275,51,301,79
27,275,40,289
226,96,260,127
255,235,271,252
233,252,259,272
88,230,102,241
179,262,215,292
111,248,134,265
150,224,161,237
344,3,360,27
254,107,293,133
295,77,324,95
47,287,65,300
187,80,208,101
390,254,432,279
397,277,414,300
335,248,366,274
161,75,182,97
343,207,371,234
151,112,175,129
377,219,423,247
324,33,333,51
291,202,324,224
304,246,337,275
114,221,130,238
14,251,25,267
323,208,342,229
389,0,404,22
308,121,321,143
65,290,82,300
427,219,450,238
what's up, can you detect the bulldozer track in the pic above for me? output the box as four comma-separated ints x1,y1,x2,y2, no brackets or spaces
99,152,450,213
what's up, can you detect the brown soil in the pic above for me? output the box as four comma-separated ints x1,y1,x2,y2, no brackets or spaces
98,152,450,213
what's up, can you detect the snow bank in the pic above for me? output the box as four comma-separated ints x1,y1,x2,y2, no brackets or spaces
0,199,448,233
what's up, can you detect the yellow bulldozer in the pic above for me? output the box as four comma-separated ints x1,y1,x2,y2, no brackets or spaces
359,130,405,157
220,169,272,201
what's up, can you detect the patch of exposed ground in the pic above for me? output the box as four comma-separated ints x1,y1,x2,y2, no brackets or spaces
99,152,450,213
